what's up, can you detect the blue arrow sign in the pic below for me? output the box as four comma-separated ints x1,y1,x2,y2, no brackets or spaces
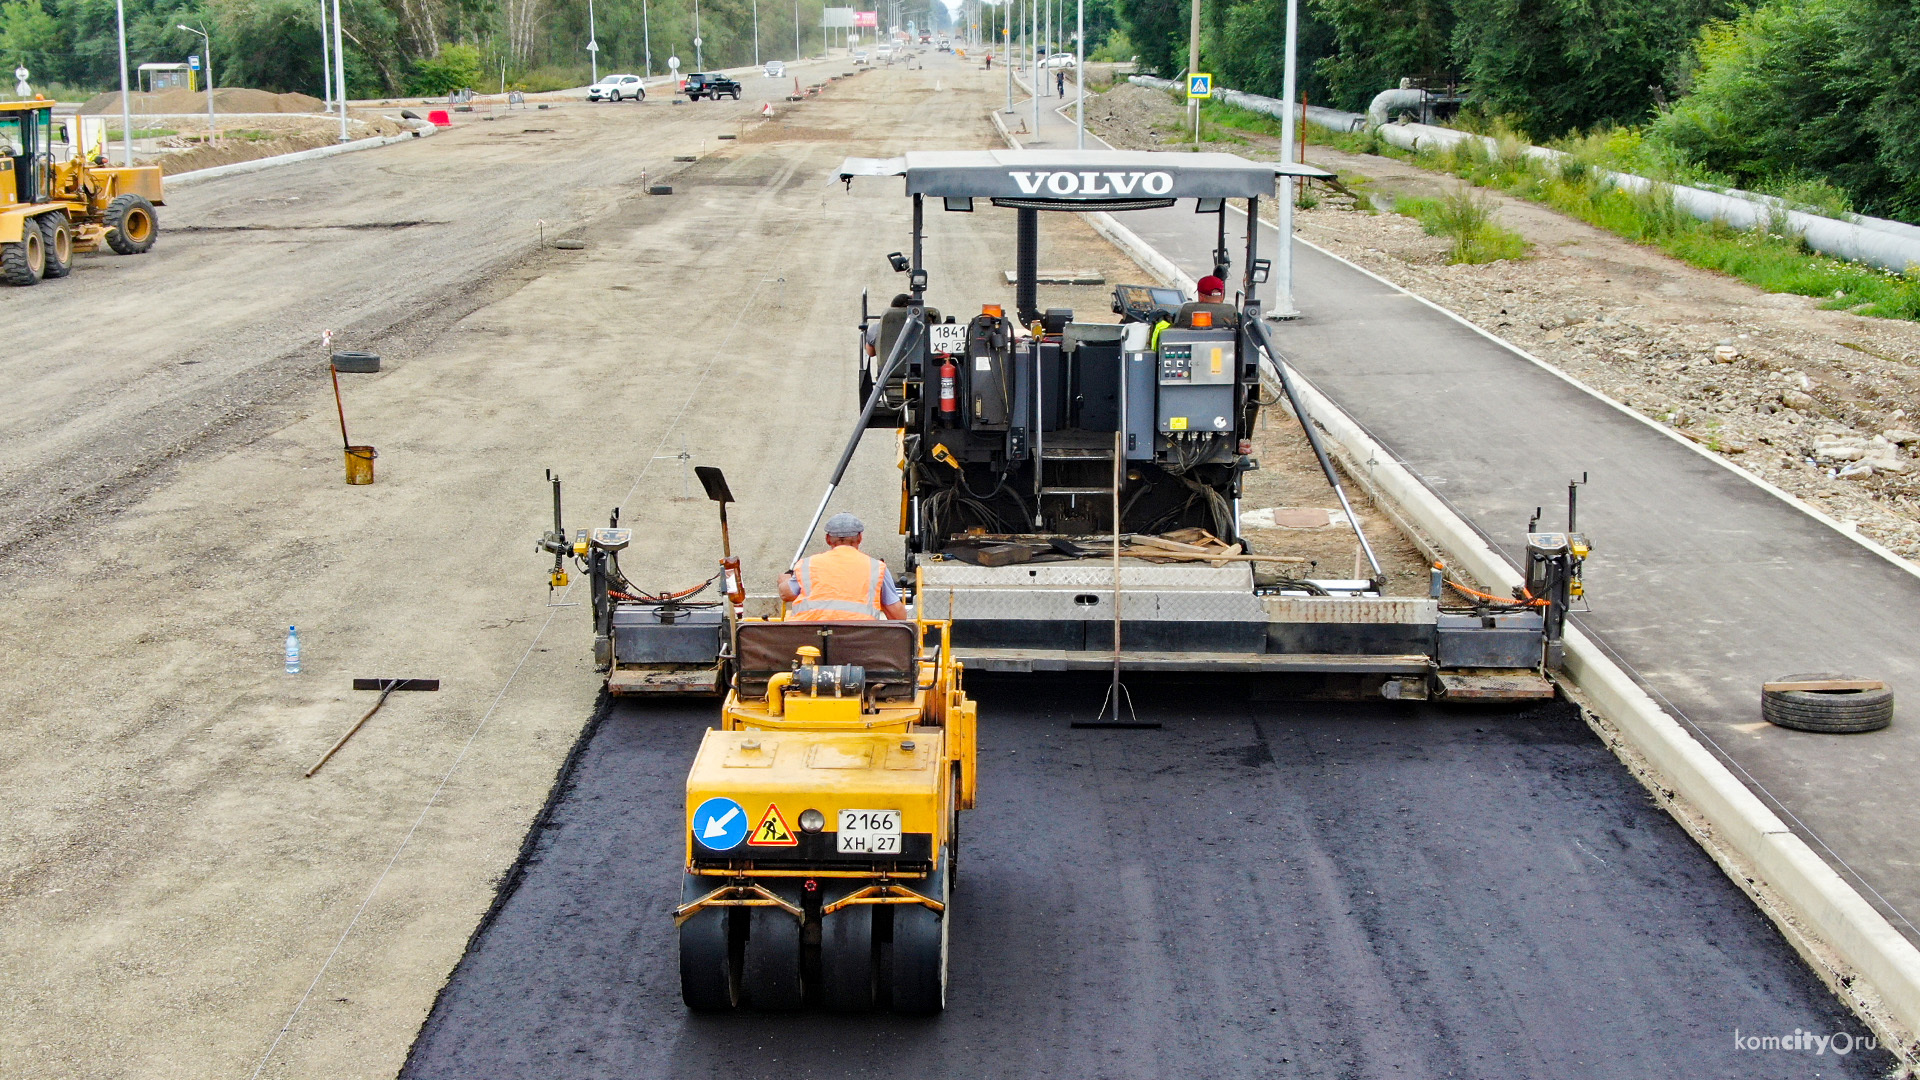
1187,73,1212,99
692,796,748,850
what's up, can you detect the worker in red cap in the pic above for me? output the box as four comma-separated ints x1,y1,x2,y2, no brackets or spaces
1176,274,1240,330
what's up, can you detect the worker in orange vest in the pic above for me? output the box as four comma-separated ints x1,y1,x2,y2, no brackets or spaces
778,513,910,621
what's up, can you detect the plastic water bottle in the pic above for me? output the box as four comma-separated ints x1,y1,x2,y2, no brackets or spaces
285,626,301,674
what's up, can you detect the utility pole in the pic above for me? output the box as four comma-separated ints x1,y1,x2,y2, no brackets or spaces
752,0,760,66
1271,0,1301,317
644,0,653,76
1186,0,1200,143
693,0,703,68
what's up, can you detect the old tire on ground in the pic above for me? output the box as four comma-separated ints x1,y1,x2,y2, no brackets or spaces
39,212,72,279
678,875,737,1010
104,194,158,255
741,882,804,1010
819,894,875,1012
1,227,45,286
1763,672,1893,734
891,847,949,1015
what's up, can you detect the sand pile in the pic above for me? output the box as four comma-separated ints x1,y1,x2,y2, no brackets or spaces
80,88,326,115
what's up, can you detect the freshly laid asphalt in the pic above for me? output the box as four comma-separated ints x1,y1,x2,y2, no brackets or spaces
401,679,1888,1079
1101,170,1920,954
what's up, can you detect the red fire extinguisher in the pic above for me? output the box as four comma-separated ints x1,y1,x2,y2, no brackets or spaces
939,357,958,417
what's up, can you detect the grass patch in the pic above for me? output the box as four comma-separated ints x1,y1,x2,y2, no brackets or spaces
105,128,178,140
226,129,277,142
1392,187,1530,264
1312,123,1920,320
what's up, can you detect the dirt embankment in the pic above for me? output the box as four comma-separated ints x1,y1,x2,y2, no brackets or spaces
1089,81,1920,562
143,114,410,174
80,87,326,115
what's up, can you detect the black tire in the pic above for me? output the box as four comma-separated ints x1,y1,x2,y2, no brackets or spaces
632,88,646,102
1,227,45,286
105,194,158,255
891,848,949,1015
679,875,737,1010
741,881,804,1010
1763,672,1893,734
819,893,875,1012
609,90,621,102
38,212,72,279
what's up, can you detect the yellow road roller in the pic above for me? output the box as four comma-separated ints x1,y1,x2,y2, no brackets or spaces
675,615,977,1013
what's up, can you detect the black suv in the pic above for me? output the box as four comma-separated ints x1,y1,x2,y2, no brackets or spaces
684,72,742,100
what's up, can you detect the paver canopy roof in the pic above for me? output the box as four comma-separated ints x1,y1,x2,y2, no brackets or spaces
837,150,1331,200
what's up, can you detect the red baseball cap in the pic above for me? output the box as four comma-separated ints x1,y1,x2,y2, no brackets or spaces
1197,275,1225,295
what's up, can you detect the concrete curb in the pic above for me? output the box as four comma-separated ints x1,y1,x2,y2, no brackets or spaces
166,127,434,189
1028,108,1920,1062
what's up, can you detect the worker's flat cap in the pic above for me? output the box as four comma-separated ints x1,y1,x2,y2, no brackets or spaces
824,512,865,537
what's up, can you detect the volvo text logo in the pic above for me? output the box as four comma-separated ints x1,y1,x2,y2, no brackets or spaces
1008,171,1175,196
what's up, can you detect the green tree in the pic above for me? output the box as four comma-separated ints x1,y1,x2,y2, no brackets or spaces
405,39,478,92
1452,0,1735,136
1848,0,1920,218
1214,0,1333,104
1309,0,1450,111
1115,0,1187,75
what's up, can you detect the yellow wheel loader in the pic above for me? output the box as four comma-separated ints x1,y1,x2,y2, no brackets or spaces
675,614,977,1014
1,100,164,286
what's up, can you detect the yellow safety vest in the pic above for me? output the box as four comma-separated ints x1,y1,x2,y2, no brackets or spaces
788,545,887,622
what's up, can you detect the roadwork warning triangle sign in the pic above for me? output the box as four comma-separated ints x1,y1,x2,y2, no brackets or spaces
748,802,799,846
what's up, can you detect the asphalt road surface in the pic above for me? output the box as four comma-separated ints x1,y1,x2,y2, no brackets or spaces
403,676,1891,1079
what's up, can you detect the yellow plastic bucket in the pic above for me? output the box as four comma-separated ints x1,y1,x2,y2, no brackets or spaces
345,445,377,485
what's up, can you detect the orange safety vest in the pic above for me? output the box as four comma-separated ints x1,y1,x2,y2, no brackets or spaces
788,545,887,622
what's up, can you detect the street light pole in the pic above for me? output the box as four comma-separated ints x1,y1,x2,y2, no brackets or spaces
115,0,132,166
178,24,215,141
1271,0,1300,317
332,0,347,142
1186,0,1200,143
318,0,331,110
794,0,800,59
644,0,653,77
693,0,703,68
1075,0,1083,147
587,0,598,84
1003,1,1012,113
753,0,760,66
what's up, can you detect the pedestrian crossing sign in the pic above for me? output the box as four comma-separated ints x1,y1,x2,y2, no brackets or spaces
1188,73,1212,99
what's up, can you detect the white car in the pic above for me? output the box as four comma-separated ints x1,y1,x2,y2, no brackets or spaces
764,61,785,78
587,74,647,101
853,50,870,64
1042,53,1077,69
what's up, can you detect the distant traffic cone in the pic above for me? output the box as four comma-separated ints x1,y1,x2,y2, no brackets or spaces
761,101,773,117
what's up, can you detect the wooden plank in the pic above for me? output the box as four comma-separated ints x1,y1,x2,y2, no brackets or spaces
1761,679,1886,693
1438,672,1556,701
